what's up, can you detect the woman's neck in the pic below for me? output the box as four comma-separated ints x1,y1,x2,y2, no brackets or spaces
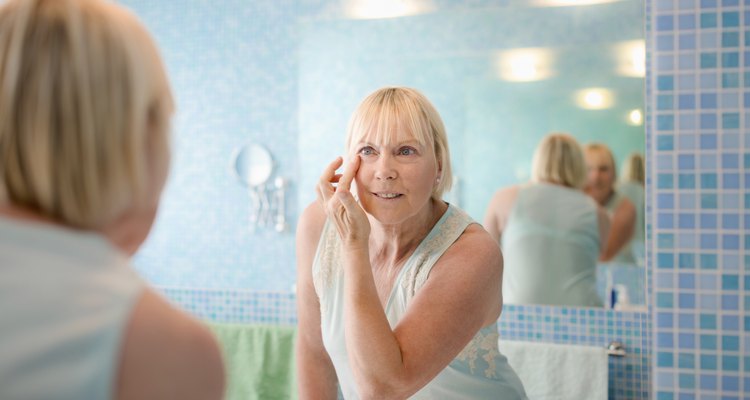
0,202,150,256
367,198,447,265
0,203,63,226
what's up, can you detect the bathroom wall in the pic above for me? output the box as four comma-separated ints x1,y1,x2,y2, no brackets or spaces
121,0,302,291
121,1,652,399
649,0,749,398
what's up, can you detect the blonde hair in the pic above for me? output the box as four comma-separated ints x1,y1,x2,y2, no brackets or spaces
345,87,452,199
531,133,587,189
0,0,173,229
621,152,645,185
583,142,617,178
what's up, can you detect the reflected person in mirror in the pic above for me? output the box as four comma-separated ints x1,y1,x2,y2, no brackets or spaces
484,133,610,307
617,153,646,264
583,143,638,264
0,0,224,399
296,87,527,399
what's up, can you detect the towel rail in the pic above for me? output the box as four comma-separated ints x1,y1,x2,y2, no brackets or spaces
606,341,626,357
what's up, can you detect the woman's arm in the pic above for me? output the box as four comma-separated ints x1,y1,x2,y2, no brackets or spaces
341,224,504,399
323,158,503,398
595,205,611,252
116,289,225,400
482,186,520,243
600,198,636,261
295,202,339,399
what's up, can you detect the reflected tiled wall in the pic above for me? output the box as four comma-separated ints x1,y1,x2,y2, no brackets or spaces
649,0,749,398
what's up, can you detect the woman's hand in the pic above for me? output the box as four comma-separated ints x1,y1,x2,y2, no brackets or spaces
316,156,370,249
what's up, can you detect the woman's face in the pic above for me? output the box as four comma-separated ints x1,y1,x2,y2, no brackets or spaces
351,131,439,225
584,148,615,204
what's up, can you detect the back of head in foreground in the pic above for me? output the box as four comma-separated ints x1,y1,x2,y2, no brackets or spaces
0,0,224,398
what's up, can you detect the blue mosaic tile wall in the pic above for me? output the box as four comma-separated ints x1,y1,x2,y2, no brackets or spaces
650,0,749,398
162,288,650,399
120,0,301,291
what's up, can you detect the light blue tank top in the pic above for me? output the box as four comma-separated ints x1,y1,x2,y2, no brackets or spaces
613,182,645,265
313,204,527,399
501,183,603,307
0,217,144,400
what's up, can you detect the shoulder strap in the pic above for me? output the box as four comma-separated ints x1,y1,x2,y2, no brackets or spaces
312,219,341,299
398,206,474,300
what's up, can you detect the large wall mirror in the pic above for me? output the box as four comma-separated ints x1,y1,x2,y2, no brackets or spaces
298,0,646,308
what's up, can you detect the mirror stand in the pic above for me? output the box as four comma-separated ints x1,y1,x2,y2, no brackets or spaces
231,143,288,233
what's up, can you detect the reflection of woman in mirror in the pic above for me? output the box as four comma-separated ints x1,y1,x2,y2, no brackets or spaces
583,144,638,263
617,153,646,264
484,133,609,307
296,87,527,399
0,0,224,398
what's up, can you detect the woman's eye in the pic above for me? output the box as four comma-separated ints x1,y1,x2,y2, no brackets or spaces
358,146,375,156
398,147,416,156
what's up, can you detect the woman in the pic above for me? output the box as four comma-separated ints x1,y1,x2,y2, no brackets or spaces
484,133,610,307
296,87,526,399
617,152,646,264
0,0,224,399
583,143,637,263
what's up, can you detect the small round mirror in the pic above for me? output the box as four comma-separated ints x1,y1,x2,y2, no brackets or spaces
232,143,273,187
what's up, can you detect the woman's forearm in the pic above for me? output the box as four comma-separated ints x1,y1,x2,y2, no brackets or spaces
296,345,339,399
341,248,409,398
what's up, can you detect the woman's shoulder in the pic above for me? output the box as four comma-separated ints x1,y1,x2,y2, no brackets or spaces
490,184,522,203
116,288,225,399
442,212,503,272
297,201,327,244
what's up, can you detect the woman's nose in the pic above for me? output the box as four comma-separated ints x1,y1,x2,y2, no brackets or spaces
374,155,397,181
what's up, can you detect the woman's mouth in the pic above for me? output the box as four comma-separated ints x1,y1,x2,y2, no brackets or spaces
374,192,403,199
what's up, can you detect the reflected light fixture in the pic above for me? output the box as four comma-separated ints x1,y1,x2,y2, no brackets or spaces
575,88,614,109
628,109,643,125
343,0,435,19
530,0,622,7
495,48,554,82
615,40,646,77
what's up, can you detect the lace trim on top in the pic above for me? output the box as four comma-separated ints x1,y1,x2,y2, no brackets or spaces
454,327,501,378
398,207,470,300
313,220,341,313
313,206,504,381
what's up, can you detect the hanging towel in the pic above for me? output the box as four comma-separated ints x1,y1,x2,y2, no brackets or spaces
207,323,297,400
497,339,608,400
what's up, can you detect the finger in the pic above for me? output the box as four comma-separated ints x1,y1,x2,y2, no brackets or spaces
315,183,324,203
337,189,360,215
318,157,343,186
318,180,334,204
318,157,343,202
337,155,360,193
330,174,342,184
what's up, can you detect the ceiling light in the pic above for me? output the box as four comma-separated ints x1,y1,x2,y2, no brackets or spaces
615,40,645,77
628,109,643,125
530,0,622,7
575,88,614,109
343,0,435,19
495,48,555,82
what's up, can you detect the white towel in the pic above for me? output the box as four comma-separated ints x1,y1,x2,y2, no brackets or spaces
497,339,608,400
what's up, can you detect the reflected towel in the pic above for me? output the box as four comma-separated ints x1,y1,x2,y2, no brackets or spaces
497,339,607,400
207,323,297,400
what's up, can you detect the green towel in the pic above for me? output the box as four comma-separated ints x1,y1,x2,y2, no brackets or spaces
207,323,298,400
